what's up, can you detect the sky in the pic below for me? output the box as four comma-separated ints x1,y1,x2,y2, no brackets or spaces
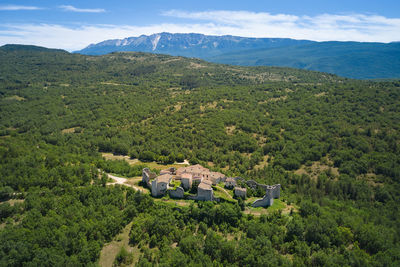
0,0,399,51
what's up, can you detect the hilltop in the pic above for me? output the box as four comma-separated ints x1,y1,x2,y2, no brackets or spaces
0,45,399,266
75,32,400,79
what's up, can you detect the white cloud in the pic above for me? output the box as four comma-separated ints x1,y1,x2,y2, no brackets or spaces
0,5,42,11
59,5,105,13
0,10,399,51
0,23,225,51
163,10,400,42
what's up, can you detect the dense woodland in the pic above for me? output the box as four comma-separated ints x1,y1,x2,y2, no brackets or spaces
0,44,399,266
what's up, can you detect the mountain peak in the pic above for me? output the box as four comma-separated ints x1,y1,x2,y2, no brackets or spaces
75,32,312,58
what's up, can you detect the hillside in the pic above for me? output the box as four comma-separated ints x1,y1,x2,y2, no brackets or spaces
0,45,400,266
211,41,400,79
75,32,400,79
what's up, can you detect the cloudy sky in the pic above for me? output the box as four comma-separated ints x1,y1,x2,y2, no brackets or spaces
0,0,399,51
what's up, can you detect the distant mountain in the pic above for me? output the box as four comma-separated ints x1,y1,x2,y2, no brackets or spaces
76,32,313,58
73,33,400,79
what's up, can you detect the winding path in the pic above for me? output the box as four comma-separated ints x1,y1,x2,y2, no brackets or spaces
215,185,233,199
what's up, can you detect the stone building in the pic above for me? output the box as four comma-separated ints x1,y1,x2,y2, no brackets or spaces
209,172,226,185
176,164,226,185
142,168,156,188
160,167,176,176
151,174,173,197
142,165,228,201
195,179,214,201
225,178,237,189
180,172,193,190
234,187,247,198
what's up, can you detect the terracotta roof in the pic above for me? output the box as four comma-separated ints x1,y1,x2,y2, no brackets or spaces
176,164,210,175
181,172,193,179
210,172,225,178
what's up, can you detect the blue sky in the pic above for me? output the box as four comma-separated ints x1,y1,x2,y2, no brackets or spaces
0,0,399,51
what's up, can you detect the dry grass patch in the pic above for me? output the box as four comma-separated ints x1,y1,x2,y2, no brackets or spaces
258,95,287,104
244,199,295,216
189,62,207,69
99,222,140,267
254,155,270,170
4,95,26,101
61,127,76,134
100,81,129,86
102,153,140,165
131,160,188,171
6,199,24,206
358,173,383,186
154,198,192,207
160,58,182,64
200,101,218,111
294,159,339,180
225,125,236,135
315,92,327,97
174,103,182,111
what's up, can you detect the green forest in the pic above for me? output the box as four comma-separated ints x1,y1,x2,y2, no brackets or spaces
0,44,399,266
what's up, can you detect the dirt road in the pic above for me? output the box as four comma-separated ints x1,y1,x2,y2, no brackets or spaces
107,174,144,192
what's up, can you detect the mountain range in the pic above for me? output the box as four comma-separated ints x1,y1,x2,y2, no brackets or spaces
75,32,400,79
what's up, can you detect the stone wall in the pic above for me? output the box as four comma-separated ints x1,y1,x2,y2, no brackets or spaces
252,195,273,207
195,188,213,201
246,180,269,191
234,187,246,198
142,168,156,188
251,184,281,208
169,186,184,199
267,184,281,198
151,179,170,197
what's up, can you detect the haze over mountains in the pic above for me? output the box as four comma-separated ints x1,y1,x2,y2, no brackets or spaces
76,32,400,79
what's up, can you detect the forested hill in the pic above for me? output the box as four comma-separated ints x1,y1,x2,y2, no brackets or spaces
210,41,400,79
75,32,400,79
1,45,400,266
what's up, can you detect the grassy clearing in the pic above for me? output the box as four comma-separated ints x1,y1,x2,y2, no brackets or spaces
244,199,293,216
3,95,26,101
103,153,189,171
102,153,139,165
294,157,339,180
4,199,25,206
154,198,194,207
132,160,188,171
98,222,139,267
213,186,236,203
61,127,76,134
